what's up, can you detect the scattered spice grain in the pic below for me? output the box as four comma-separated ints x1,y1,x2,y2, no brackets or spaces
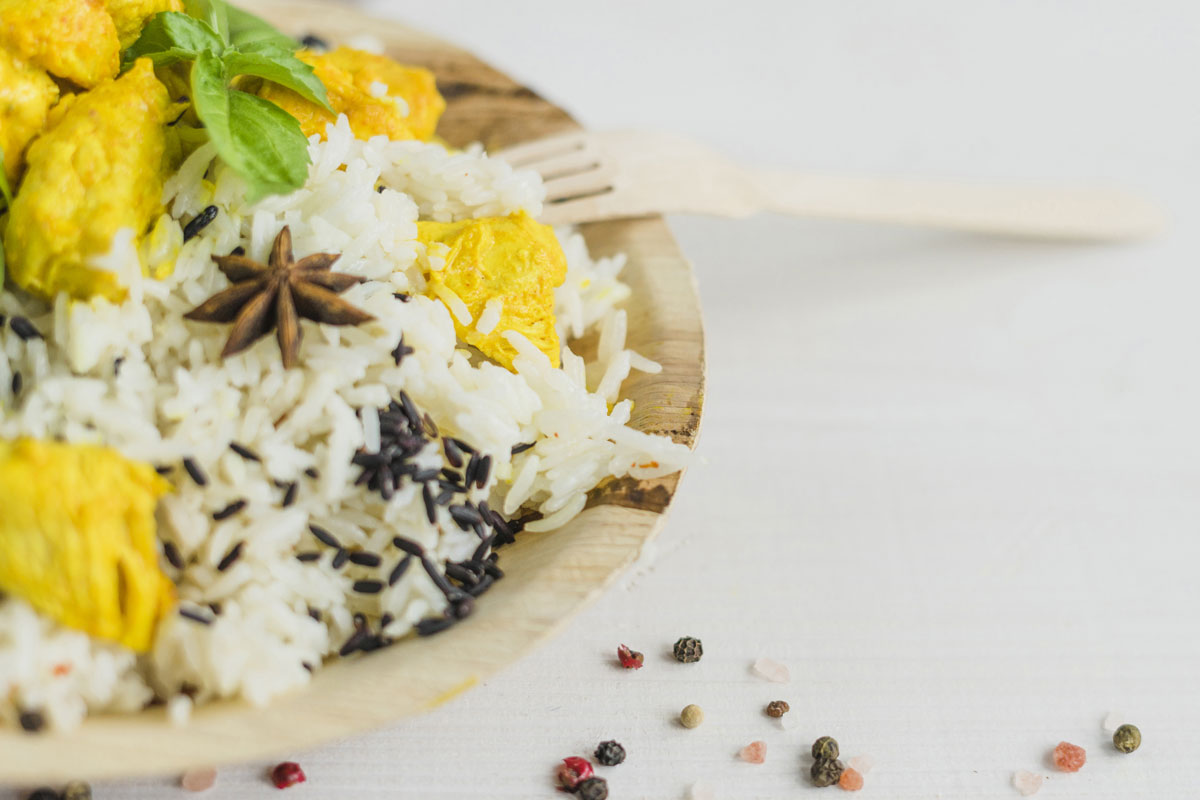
595,740,626,766
680,704,704,728
557,757,594,791
1113,724,1141,754
673,636,703,663
616,644,644,669
62,782,92,800
811,758,846,788
1052,741,1086,772
269,761,306,789
576,777,608,800
812,736,840,760
765,700,790,718
183,205,219,242
838,767,864,791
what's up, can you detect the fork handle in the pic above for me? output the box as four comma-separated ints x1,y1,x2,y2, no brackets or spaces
749,170,1164,241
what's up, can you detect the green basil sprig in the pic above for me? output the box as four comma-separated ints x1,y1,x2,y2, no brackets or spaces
0,147,11,285
124,0,330,201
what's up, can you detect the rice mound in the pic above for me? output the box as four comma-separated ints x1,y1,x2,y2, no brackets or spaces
0,116,688,730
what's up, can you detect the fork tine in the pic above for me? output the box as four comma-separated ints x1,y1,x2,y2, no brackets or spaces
519,147,604,181
542,162,618,202
494,131,590,167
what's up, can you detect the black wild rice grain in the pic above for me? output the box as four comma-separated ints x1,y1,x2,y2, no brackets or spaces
450,595,475,619
448,503,482,529
212,499,247,521
416,616,455,637
331,548,350,569
11,371,21,396
390,334,414,366
511,442,535,455
113,356,125,375
440,466,462,481
208,602,222,615
155,465,174,475
348,551,382,567
183,205,219,242
300,33,330,50
398,390,421,429
474,455,492,488
339,628,371,657
9,316,42,341
422,412,439,437
393,292,411,302
421,483,437,523
18,710,44,733
179,607,212,625
230,246,246,256
472,535,495,563
483,562,504,579
216,541,245,571
380,612,394,628
444,563,477,585
443,438,464,468
352,580,384,594
449,437,475,454
228,442,261,462
388,555,413,586
182,457,208,486
282,481,298,507
307,607,321,621
434,488,454,506
304,467,319,478
309,524,340,549
464,453,481,488
295,552,321,563
391,536,424,556
412,467,440,483
163,540,185,570
301,661,314,672
421,557,457,598
467,575,496,597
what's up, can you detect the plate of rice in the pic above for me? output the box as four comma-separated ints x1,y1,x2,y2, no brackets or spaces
0,0,703,780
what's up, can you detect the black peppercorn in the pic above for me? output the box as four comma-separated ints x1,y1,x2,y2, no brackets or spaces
18,710,45,733
672,636,703,663
576,777,609,800
812,735,839,761
810,757,845,788
594,740,626,766
765,700,790,718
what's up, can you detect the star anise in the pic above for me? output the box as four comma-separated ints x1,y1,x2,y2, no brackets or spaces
184,226,374,368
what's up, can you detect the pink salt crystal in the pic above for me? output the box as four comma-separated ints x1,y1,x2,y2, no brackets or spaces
689,780,716,800
181,767,217,792
751,657,790,684
1052,741,1086,772
1012,770,1044,796
848,755,875,775
738,740,767,764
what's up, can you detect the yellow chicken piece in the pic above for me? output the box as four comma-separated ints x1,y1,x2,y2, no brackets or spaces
418,211,567,370
4,59,173,302
256,47,444,142
0,0,120,89
0,47,59,185
0,438,174,652
105,0,184,49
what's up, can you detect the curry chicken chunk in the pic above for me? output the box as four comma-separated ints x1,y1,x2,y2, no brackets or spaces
256,46,445,142
0,438,174,652
0,0,120,89
418,211,568,370
106,0,184,49
0,46,59,184
4,58,174,302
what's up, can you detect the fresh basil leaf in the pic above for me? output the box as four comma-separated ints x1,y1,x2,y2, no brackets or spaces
193,52,310,201
225,4,298,50
226,90,311,200
183,0,229,44
122,11,226,70
0,149,12,211
223,47,330,110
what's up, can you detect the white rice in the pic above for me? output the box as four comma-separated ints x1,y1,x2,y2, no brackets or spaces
0,115,688,731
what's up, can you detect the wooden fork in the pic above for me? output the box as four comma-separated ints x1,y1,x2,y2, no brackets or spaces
497,130,1164,241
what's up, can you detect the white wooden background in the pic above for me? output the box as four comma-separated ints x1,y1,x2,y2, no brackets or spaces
8,1,1200,797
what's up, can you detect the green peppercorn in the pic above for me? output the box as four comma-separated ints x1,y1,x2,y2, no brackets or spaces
673,636,703,663
1113,724,1141,754
810,757,845,787
62,783,93,800
812,735,839,761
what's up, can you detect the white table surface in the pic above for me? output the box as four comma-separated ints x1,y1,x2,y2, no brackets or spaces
9,1,1200,798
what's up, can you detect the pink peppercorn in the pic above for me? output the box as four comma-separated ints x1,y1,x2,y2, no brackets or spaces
557,756,594,791
617,644,644,669
270,761,307,789
1052,742,1086,773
